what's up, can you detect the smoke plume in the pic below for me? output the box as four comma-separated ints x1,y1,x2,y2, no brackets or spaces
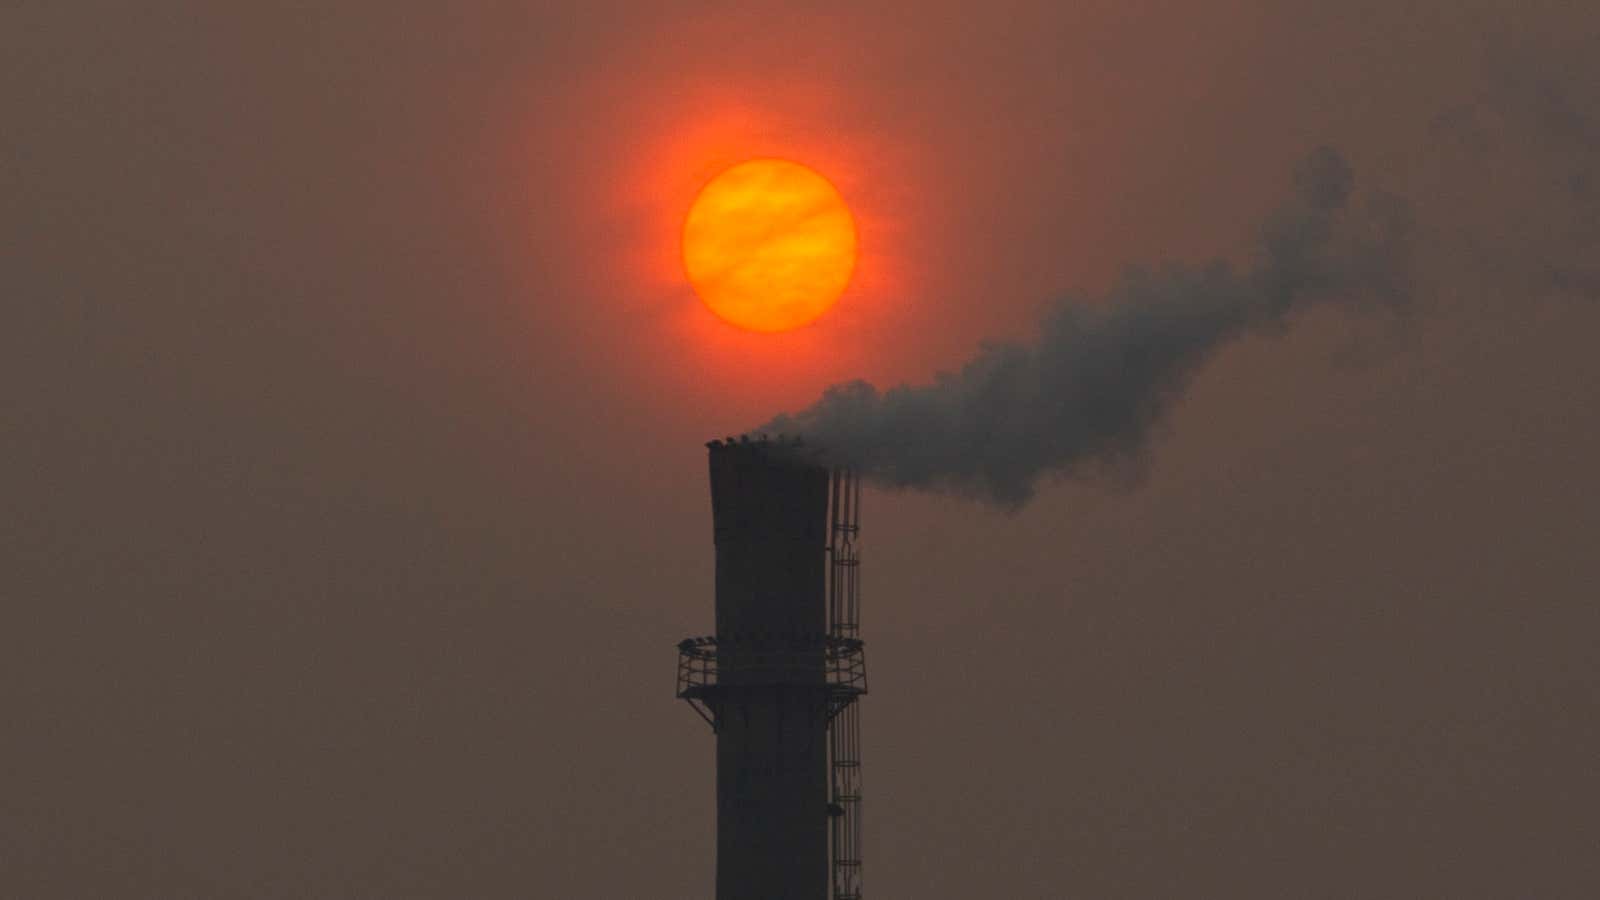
761,149,1411,507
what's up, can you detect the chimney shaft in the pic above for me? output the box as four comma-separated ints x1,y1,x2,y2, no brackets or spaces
708,441,830,900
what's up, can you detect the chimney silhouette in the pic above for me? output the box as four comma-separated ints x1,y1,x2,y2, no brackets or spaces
678,437,866,900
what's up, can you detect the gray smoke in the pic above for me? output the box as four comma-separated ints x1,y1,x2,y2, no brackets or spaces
761,148,1412,507
1432,48,1600,301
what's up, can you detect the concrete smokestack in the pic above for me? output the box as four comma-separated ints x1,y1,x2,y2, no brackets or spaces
679,437,867,899
684,438,832,900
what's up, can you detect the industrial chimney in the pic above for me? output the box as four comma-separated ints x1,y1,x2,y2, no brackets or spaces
678,437,866,900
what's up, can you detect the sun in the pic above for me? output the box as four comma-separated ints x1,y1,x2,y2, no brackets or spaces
682,158,858,332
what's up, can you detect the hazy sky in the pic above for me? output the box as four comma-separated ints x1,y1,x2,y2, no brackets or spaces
5,2,1598,897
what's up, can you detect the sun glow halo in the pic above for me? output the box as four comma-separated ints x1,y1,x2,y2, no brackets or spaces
682,158,857,332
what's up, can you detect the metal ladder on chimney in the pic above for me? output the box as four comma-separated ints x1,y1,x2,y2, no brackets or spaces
828,469,865,900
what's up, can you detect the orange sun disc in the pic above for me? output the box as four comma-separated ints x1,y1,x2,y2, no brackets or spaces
682,158,858,332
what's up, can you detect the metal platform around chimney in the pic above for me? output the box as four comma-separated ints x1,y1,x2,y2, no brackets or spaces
675,634,867,730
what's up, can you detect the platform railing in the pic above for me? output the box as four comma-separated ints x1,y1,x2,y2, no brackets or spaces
676,634,867,730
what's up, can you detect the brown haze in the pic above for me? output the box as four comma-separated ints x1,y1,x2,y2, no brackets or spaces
4,2,1598,897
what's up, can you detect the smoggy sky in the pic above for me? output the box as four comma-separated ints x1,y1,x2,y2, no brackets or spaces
5,3,1598,897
